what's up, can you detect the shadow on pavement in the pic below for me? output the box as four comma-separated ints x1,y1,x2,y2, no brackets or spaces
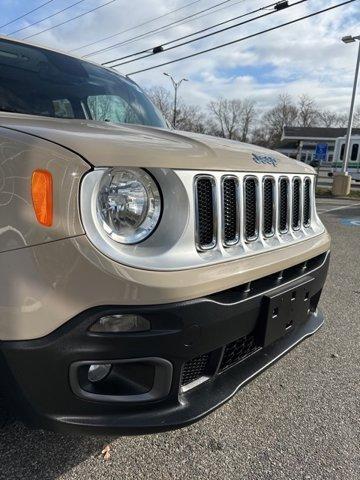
0,397,108,480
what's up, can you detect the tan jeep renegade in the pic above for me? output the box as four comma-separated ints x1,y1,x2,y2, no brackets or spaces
0,36,330,435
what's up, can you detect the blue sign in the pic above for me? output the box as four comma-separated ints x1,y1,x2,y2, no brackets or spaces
314,143,328,162
341,218,360,227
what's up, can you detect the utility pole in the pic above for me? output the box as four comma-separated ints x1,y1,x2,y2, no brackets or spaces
332,34,360,196
163,73,188,128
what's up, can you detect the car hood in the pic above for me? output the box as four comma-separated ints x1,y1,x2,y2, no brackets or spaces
0,113,314,174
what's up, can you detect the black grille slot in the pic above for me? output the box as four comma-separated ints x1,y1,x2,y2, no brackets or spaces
223,177,238,245
303,178,311,227
279,178,289,233
220,334,259,372
196,177,215,248
181,353,210,387
244,178,257,240
292,178,301,229
263,178,274,236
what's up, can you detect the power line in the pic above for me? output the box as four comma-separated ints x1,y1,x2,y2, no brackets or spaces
85,0,247,59
102,0,285,66
70,0,205,53
22,0,117,40
81,0,238,57
124,0,357,76
83,0,247,58
0,0,56,29
109,0,309,68
106,0,250,53
9,0,87,35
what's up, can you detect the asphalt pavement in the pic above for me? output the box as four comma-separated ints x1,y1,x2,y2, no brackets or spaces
0,198,359,480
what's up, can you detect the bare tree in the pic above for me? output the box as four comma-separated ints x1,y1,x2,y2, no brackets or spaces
252,125,272,148
147,86,207,132
146,86,173,123
318,109,340,128
298,94,320,127
318,110,348,128
261,94,299,147
176,104,207,133
239,98,256,142
353,106,360,128
208,98,240,139
205,117,223,137
208,97,257,140
146,86,357,149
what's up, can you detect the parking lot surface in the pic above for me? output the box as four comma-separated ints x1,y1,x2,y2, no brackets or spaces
0,198,359,480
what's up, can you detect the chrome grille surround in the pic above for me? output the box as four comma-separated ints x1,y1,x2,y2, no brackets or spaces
292,177,301,231
244,176,259,242
278,176,290,234
262,176,276,238
221,175,240,246
193,172,320,258
303,177,311,227
194,175,217,250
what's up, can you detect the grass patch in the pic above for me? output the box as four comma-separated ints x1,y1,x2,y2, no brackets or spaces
316,187,332,197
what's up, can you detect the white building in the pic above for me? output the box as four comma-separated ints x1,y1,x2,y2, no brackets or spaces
278,126,360,164
331,134,360,181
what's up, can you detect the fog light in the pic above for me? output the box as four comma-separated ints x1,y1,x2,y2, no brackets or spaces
88,363,112,383
89,314,150,333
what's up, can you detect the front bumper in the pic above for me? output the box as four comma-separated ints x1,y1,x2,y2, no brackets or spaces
0,252,329,435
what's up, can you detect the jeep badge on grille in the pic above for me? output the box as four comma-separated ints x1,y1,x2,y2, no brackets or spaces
252,154,278,167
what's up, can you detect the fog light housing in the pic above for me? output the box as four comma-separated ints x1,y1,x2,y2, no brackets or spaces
70,358,173,402
88,363,112,383
89,314,150,333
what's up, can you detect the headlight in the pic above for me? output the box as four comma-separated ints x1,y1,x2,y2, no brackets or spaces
97,168,161,244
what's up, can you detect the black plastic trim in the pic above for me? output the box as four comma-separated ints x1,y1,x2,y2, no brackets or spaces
0,251,330,435
70,357,172,403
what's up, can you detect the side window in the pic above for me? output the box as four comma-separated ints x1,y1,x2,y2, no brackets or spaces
351,143,359,162
340,144,345,161
53,99,74,119
87,95,140,124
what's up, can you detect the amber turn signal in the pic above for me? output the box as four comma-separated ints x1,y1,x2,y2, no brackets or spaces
31,170,53,227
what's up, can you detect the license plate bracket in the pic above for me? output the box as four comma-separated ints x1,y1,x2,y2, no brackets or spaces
262,277,314,347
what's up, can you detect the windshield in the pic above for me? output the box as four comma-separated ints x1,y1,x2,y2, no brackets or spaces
0,38,167,128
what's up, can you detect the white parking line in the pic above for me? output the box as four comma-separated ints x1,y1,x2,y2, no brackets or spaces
317,205,349,212
318,202,360,214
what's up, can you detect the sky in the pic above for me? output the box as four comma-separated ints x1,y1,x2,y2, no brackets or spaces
0,0,359,113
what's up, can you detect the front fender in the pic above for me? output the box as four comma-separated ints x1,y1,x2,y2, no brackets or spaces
0,127,89,253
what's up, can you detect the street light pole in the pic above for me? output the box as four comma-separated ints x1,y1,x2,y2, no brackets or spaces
332,35,360,197
173,81,179,128
342,35,360,174
163,73,188,128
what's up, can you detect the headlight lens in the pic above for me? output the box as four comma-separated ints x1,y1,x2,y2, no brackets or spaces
97,168,161,244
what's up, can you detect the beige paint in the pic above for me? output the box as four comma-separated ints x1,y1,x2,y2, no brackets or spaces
0,113,315,174
0,231,330,340
0,127,88,253
0,38,328,342
0,119,329,341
